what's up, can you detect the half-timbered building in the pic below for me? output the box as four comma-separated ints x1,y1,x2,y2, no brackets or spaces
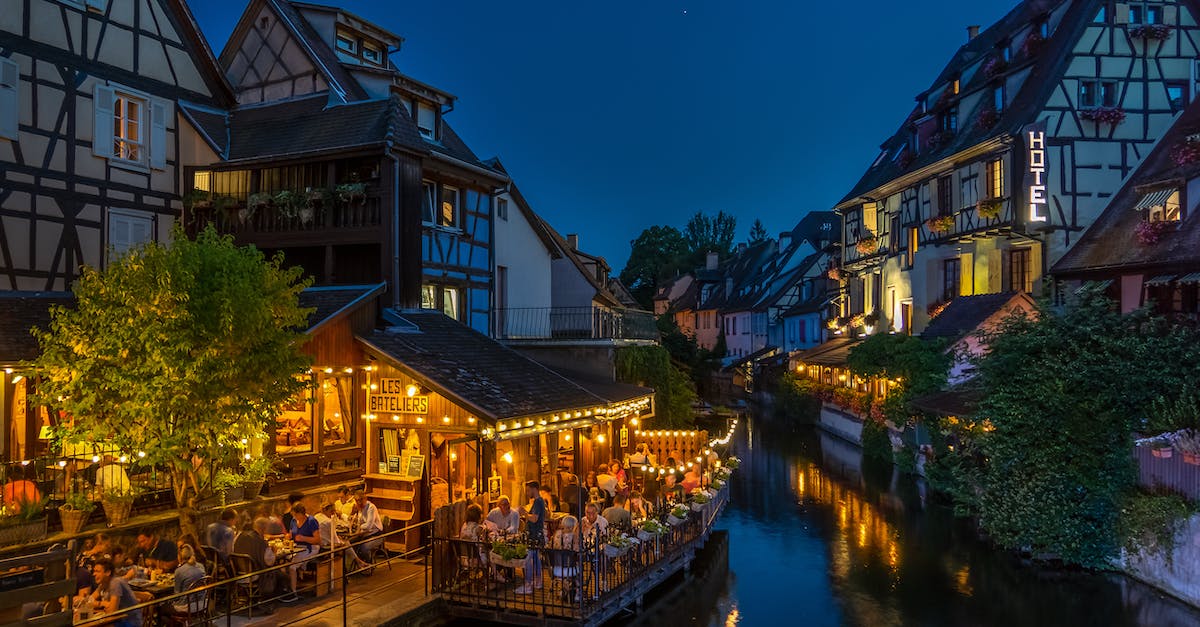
834,0,1200,336
183,0,504,334
0,0,234,292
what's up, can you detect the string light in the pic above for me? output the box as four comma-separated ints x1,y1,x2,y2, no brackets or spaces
406,384,418,397
502,451,513,464
467,417,476,424
443,416,451,424
597,434,606,444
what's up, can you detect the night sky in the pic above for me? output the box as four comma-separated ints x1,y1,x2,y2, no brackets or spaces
190,0,1015,272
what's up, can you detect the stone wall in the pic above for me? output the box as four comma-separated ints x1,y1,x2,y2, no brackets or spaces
1119,512,1200,608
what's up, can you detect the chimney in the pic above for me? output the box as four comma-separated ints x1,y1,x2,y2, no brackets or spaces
967,25,980,41
567,233,579,250
706,251,719,270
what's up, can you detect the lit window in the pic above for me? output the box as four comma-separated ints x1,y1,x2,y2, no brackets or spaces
336,32,357,54
113,93,143,163
1149,190,1182,223
440,185,458,227
952,79,960,94
988,158,1004,198
420,285,437,309
421,284,461,320
442,287,459,320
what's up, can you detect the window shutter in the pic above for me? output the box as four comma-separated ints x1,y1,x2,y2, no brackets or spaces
1114,3,1129,24
108,212,130,258
0,58,17,141
131,214,152,247
150,99,169,170
1164,5,1177,25
93,84,115,159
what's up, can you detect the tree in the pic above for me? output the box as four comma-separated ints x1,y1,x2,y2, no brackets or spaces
615,346,698,429
972,293,1200,567
619,226,690,309
749,219,769,243
32,226,313,538
845,334,950,401
684,211,737,262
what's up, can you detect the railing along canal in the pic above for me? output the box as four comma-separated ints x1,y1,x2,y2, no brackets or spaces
430,485,729,623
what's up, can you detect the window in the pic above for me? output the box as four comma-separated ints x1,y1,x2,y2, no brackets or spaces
1094,5,1107,22
937,175,953,216
1001,44,1012,62
1130,5,1143,23
107,208,152,260
987,158,1005,198
0,57,17,141
1008,248,1033,293
442,286,459,320
497,197,508,221
1039,20,1050,37
940,107,957,133
276,381,314,455
440,185,458,227
421,285,437,309
421,181,436,224
993,84,1006,113
93,84,167,169
416,103,437,139
1147,5,1162,24
421,284,462,320
889,214,901,254
1100,82,1117,107
1080,81,1097,107
905,227,918,269
1149,190,1182,222
1167,82,1188,112
942,258,961,301
320,374,354,448
952,79,960,94
336,32,357,54
361,41,383,64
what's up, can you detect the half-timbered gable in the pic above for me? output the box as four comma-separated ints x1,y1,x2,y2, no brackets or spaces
0,0,233,291
833,0,1200,336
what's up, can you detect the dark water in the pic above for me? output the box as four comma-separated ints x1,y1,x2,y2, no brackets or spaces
667,415,1200,627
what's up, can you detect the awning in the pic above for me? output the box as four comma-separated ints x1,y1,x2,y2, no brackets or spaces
1133,188,1175,210
1074,279,1113,295
1177,272,1200,284
1144,275,1177,287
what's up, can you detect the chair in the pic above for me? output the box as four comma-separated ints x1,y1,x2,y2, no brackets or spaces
199,545,228,580
227,553,262,618
547,547,580,602
452,540,486,591
367,516,391,572
161,575,212,627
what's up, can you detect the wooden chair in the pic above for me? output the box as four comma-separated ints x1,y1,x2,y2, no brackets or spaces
367,516,392,572
227,553,263,618
161,575,212,626
199,544,228,580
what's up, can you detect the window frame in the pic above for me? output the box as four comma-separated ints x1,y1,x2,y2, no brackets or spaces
496,197,508,221
421,283,463,321
112,90,147,167
1148,190,1183,223
937,175,953,216
335,32,357,55
987,157,1005,199
1008,248,1033,293
1166,82,1188,113
993,84,1006,113
439,185,459,228
106,207,154,263
942,258,961,302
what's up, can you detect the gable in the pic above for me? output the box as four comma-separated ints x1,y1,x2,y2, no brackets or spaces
220,0,328,105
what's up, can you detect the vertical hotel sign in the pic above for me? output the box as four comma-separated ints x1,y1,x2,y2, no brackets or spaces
1023,120,1049,223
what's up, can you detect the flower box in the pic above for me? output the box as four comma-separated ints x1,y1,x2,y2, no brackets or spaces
1151,446,1173,459
0,518,47,546
977,199,1003,220
667,514,687,526
1129,24,1172,41
855,237,878,255
1170,140,1200,167
1134,220,1175,246
925,215,955,234
603,544,628,559
1079,106,1126,125
488,551,527,570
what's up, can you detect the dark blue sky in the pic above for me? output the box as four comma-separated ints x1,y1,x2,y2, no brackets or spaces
191,0,1015,272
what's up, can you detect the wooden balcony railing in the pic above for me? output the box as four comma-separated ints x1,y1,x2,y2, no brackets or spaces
186,191,383,238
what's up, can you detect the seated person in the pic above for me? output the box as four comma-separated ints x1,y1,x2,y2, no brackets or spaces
485,496,521,536
282,503,321,603
538,487,563,515
135,530,178,571
168,546,206,616
279,493,304,536
2,467,41,506
459,504,486,542
205,508,238,563
682,469,701,493
351,489,384,561
232,521,283,599
628,491,652,519
560,475,587,518
602,494,633,531
580,503,608,542
661,473,684,505
89,558,142,627
254,506,287,539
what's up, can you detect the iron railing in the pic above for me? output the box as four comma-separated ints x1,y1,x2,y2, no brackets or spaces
431,486,728,622
0,456,173,530
493,307,658,341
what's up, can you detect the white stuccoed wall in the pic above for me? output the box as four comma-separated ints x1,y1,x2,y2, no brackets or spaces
1120,513,1200,608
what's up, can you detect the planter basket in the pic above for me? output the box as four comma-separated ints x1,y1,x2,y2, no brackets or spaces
636,530,662,542
488,551,527,570
667,514,687,526
691,501,708,512
243,481,264,500
1183,452,1200,466
0,518,47,546
59,508,91,535
603,544,628,559
102,499,133,527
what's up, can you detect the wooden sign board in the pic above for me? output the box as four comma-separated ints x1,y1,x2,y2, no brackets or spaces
488,475,502,500
404,454,425,479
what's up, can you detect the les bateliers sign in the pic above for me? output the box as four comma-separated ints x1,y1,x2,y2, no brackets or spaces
369,378,429,414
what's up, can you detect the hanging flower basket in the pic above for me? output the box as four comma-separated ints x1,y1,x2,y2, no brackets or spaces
855,237,879,255
927,130,955,150
1129,24,1172,41
1170,139,1200,167
925,215,955,234
983,57,1008,79
977,199,1003,220
1079,106,1127,125
976,108,1000,131
1134,220,1175,246
827,267,843,281
1020,32,1046,57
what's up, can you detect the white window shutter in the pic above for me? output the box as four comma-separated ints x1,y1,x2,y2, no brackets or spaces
1114,3,1130,24
130,214,152,247
93,84,115,159
0,58,18,141
1164,5,1178,25
150,99,168,170
108,213,130,258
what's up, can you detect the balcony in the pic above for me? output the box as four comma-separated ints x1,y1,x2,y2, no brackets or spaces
494,307,659,342
923,197,1015,243
185,187,383,245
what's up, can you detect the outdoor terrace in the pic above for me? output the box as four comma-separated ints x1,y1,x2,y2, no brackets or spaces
494,307,659,343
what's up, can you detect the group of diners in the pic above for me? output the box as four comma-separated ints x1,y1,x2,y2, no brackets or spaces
25,486,387,626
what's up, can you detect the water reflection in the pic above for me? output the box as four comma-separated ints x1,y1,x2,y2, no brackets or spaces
704,416,1200,627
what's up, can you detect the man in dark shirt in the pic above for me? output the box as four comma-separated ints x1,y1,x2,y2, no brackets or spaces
205,508,237,563
232,522,282,601
135,530,177,571
602,494,633,532
515,480,545,595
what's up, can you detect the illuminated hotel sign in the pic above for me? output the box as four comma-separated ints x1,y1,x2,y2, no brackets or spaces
369,378,429,414
1025,121,1048,223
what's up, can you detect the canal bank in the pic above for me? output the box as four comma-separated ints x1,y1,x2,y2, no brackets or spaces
695,413,1200,626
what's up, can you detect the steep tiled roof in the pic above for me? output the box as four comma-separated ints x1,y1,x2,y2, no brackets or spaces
699,241,777,311
921,292,1027,340
223,95,412,161
839,0,1088,204
298,284,384,333
791,211,841,249
357,312,608,421
1052,97,1200,275
793,338,859,366
0,292,74,365
178,104,229,155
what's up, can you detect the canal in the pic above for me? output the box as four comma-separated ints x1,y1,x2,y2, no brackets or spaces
643,414,1200,627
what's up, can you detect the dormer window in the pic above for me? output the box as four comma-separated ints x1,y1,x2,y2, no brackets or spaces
416,102,437,140
940,107,958,133
1001,44,1012,62
336,28,385,66
362,41,383,64
1136,189,1182,222
336,32,357,54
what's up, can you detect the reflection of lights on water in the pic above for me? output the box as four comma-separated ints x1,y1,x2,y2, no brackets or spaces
955,565,973,596
725,605,740,626
798,471,805,495
857,522,867,548
838,503,848,528
888,542,900,570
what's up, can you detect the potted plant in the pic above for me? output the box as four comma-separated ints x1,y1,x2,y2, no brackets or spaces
302,188,329,224
212,468,243,507
855,236,879,255
0,498,48,545
724,456,740,470
241,456,276,499
925,214,956,234
247,192,272,214
1151,443,1174,459
273,190,301,219
59,490,96,535
183,188,212,211
100,488,135,528
488,540,528,569
335,182,367,206
690,493,711,512
637,519,668,542
667,505,689,526
977,199,1003,220
1176,430,1200,466
1130,24,1172,41
827,267,843,281
603,532,634,558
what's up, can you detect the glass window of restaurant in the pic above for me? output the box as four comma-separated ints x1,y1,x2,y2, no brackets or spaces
275,380,315,455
